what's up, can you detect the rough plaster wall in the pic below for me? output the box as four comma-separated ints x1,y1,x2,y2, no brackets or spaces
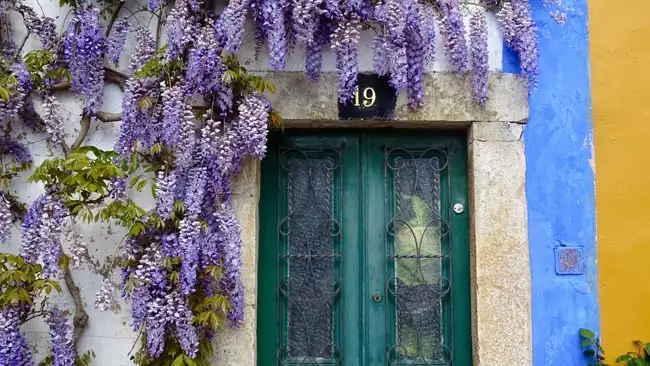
5,1,506,365
517,0,599,364
589,0,650,357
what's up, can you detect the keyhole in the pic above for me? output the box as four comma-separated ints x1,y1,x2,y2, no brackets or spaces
372,292,383,303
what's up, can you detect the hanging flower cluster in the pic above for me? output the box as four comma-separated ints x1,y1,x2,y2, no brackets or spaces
0,306,32,365
46,307,76,366
227,0,538,105
64,5,105,116
20,193,69,278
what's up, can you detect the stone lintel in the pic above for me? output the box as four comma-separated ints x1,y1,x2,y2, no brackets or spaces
257,72,528,124
468,123,532,365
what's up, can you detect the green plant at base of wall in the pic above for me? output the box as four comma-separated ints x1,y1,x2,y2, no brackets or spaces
580,328,650,365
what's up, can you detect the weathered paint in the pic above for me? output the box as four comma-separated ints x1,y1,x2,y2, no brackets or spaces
514,0,599,364
589,0,650,358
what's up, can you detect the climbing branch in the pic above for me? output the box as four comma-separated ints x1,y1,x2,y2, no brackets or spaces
105,67,128,90
71,114,91,150
50,67,128,92
97,111,122,122
62,260,89,352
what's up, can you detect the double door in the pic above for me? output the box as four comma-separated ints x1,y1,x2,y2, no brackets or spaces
258,131,471,366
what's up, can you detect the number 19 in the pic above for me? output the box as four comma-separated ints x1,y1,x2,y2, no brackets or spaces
353,87,377,107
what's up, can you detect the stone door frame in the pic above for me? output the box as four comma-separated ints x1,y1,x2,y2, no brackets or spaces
218,72,533,366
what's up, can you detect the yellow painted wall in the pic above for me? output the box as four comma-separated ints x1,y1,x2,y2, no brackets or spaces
590,0,650,358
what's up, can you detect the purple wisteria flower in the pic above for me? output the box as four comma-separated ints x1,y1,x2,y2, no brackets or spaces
42,94,65,144
291,0,322,45
331,14,361,103
95,279,117,311
130,245,167,330
0,192,11,243
129,27,157,74
108,177,127,201
0,136,32,166
166,2,197,60
64,6,105,115
306,19,333,80
217,0,251,51
233,93,270,161
115,77,159,155
378,0,408,91
497,0,539,88
178,167,207,295
167,291,198,357
259,0,288,71
20,193,69,278
19,4,57,50
161,83,185,145
46,307,75,366
422,3,436,63
214,203,244,325
470,10,489,104
0,306,32,366
145,296,167,357
438,0,469,72
12,62,32,93
186,26,225,95
155,170,177,220
405,1,426,109
65,227,88,268
107,17,130,64
174,103,197,171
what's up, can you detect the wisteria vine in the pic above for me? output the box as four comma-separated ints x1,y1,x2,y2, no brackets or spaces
0,0,544,364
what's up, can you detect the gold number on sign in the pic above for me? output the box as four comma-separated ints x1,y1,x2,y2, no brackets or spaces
363,87,376,107
353,87,377,108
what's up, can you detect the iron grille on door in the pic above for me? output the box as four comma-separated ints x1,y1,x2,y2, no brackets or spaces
384,147,451,365
258,131,471,366
278,148,342,363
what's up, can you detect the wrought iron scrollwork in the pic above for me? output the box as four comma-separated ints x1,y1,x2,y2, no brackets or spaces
384,146,452,366
277,147,343,365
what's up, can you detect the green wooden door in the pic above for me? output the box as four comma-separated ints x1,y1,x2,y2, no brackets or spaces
258,131,471,366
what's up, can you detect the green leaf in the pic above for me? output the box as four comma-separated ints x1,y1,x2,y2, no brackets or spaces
136,179,147,191
222,70,236,84
584,349,596,357
0,87,11,102
580,328,596,339
171,355,185,366
264,80,276,93
183,355,196,366
581,339,592,348
617,355,632,362
130,175,141,188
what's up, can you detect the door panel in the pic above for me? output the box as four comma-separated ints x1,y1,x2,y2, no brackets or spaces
259,131,470,366
259,135,361,366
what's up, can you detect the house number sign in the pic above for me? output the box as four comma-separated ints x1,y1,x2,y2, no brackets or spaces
338,73,398,120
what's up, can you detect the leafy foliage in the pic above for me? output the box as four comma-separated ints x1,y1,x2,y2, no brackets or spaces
580,328,608,365
39,350,96,366
0,253,61,307
615,341,650,366
579,328,650,366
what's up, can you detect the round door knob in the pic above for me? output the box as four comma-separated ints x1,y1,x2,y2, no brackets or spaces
372,292,383,303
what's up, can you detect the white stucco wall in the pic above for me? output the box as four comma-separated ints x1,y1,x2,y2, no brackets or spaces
5,1,504,364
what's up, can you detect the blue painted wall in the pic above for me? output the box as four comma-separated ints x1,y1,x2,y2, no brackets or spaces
504,0,600,364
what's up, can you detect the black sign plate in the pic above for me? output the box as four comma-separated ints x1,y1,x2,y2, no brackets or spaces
338,73,397,120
